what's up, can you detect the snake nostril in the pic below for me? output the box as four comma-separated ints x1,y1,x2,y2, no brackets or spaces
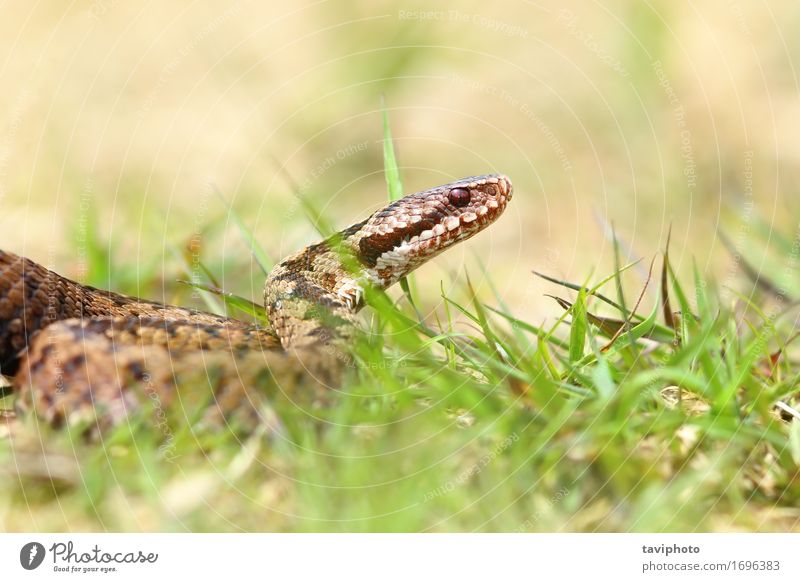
485,185,497,196
448,187,471,207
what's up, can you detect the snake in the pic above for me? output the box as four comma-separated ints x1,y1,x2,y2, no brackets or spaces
0,174,513,431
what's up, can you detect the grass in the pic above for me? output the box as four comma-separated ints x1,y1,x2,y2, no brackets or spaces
1,123,799,532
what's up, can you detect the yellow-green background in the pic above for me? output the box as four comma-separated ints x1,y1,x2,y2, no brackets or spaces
2,1,797,320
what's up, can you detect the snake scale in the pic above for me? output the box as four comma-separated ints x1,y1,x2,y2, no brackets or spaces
0,174,512,430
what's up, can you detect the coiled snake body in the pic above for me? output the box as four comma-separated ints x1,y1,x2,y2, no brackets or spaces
0,175,512,429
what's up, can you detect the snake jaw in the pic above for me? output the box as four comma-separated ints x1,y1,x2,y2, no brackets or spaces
358,174,513,288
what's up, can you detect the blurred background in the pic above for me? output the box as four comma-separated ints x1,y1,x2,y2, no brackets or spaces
1,0,798,321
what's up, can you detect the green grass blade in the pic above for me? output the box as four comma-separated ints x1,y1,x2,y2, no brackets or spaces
569,287,587,363
381,98,419,313
381,96,403,202
177,280,268,321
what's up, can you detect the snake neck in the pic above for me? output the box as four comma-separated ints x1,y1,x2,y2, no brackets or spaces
263,229,370,350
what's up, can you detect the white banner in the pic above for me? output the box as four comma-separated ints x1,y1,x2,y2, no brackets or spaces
1,534,797,581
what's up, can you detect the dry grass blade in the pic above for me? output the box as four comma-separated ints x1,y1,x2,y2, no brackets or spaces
759,330,800,378
534,270,625,312
544,266,659,351
545,295,627,338
775,401,800,420
602,255,656,351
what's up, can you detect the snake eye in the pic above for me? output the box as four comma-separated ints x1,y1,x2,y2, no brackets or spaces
448,187,471,207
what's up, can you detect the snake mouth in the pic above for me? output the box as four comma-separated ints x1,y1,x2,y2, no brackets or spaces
397,174,511,248
358,174,513,278
402,174,512,246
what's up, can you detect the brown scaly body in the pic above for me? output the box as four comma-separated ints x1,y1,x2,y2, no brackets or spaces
0,174,512,431
0,251,248,376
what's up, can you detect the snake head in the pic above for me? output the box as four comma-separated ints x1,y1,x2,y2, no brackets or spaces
265,174,513,343
356,174,513,287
